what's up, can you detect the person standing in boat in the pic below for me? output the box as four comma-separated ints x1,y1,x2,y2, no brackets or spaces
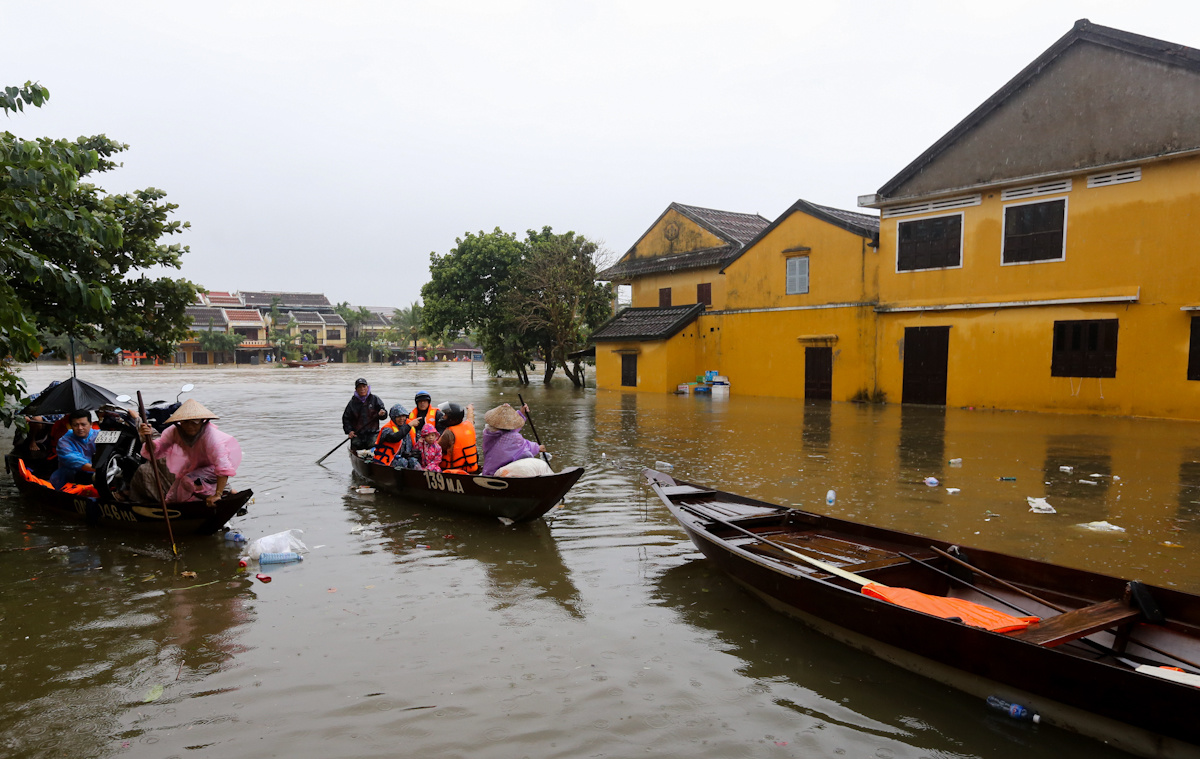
343,378,386,452
405,390,446,445
374,404,420,469
479,403,545,476
438,402,480,474
50,409,98,489
136,399,242,505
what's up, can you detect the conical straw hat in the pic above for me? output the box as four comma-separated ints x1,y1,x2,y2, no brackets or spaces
164,398,219,424
483,403,524,431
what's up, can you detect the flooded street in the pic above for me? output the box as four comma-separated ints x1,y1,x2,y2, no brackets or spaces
3,362,1199,759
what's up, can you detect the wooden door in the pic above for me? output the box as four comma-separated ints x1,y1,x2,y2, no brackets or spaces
901,326,949,405
804,347,832,400
621,354,637,387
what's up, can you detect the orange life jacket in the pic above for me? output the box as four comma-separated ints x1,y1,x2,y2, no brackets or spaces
406,406,434,446
440,423,479,474
373,420,404,466
16,457,99,498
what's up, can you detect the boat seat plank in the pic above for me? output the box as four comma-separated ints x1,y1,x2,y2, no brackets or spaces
1011,599,1140,647
661,485,716,498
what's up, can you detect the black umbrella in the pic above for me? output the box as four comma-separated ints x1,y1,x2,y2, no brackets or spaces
21,377,121,417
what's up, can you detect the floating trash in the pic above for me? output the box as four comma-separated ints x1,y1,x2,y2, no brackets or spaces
1059,466,1074,474
946,487,961,494
1078,521,1125,532
948,458,963,467
1078,479,1098,485
923,477,939,487
355,486,376,495
1027,497,1056,514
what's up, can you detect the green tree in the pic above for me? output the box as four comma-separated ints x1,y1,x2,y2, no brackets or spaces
508,228,612,386
267,300,299,360
423,228,537,383
392,300,424,359
1,82,200,423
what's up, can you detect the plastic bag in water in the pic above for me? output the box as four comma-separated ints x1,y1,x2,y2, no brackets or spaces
245,529,307,560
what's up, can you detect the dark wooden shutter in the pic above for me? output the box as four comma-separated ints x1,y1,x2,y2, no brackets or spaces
804,347,832,400
1189,318,1200,381
659,288,672,308
696,283,712,307
621,354,637,387
901,326,950,405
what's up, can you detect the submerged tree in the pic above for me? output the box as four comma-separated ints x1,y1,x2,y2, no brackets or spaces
422,226,611,386
1,82,200,422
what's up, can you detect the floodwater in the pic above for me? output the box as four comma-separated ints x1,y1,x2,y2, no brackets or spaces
3,362,1199,759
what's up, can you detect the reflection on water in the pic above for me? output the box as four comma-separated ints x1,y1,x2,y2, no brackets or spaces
2,362,1200,758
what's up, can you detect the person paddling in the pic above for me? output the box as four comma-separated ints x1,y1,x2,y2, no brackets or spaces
479,403,545,476
343,378,386,452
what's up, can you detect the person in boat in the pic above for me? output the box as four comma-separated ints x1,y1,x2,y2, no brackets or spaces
479,403,545,476
438,402,480,474
374,404,420,469
415,423,442,472
343,378,387,452
136,399,242,505
405,390,446,444
50,409,98,489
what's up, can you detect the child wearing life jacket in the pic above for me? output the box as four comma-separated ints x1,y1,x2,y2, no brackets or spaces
415,423,442,472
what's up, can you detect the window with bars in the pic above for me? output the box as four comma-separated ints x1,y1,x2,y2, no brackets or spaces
786,256,809,294
696,282,712,307
1051,319,1117,378
897,214,962,271
1004,198,1066,264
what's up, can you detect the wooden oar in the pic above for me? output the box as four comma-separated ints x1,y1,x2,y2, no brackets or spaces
678,503,870,586
316,436,350,464
931,544,1200,671
517,393,551,464
137,391,178,558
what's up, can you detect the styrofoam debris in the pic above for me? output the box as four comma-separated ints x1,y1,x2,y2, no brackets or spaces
1027,497,1056,514
1077,520,1125,532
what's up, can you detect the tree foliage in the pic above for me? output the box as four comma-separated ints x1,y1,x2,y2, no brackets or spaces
1,82,200,423
422,226,612,386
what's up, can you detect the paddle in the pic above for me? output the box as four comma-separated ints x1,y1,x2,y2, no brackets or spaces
316,436,350,465
137,391,179,558
516,393,551,464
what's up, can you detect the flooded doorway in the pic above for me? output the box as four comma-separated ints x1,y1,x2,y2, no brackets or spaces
805,346,832,400
902,325,949,405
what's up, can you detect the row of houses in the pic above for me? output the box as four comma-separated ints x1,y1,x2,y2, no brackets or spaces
591,20,1200,421
177,291,387,364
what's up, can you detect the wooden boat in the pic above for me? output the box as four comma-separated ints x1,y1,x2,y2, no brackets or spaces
647,469,1200,759
281,357,329,367
349,450,583,523
4,453,252,536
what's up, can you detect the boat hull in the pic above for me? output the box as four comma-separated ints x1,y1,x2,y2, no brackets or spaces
650,470,1200,758
5,453,251,536
349,451,582,523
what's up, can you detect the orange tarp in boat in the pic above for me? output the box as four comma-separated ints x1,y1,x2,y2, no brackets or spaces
862,583,1039,633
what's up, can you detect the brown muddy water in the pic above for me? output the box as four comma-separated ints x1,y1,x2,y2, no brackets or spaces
3,362,1199,759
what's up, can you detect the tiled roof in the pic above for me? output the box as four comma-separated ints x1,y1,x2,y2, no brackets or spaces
598,246,735,281
225,309,265,324
591,304,705,342
239,291,332,308
287,310,326,324
207,294,243,305
673,203,770,245
322,313,347,326
186,306,228,330
874,20,1200,201
718,198,879,273
361,313,391,327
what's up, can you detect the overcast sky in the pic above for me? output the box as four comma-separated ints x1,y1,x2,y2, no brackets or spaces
4,1,1198,309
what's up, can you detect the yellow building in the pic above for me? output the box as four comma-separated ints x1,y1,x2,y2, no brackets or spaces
594,200,880,399
858,19,1200,419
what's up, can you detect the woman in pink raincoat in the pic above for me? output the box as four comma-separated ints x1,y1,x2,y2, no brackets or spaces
138,399,242,504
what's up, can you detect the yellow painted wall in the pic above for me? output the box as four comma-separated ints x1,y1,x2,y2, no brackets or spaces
631,267,725,309
723,212,878,310
595,331,698,394
875,155,1200,418
623,208,726,262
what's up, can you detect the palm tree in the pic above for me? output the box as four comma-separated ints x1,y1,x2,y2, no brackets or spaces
392,300,424,360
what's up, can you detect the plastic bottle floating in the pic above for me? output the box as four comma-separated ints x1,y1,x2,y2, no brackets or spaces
258,552,304,564
986,695,1040,723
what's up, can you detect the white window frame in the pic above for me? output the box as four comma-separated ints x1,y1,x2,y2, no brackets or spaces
786,256,809,295
1000,196,1068,267
895,211,965,273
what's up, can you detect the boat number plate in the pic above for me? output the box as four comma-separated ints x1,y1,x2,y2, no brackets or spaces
94,430,122,444
423,471,464,493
